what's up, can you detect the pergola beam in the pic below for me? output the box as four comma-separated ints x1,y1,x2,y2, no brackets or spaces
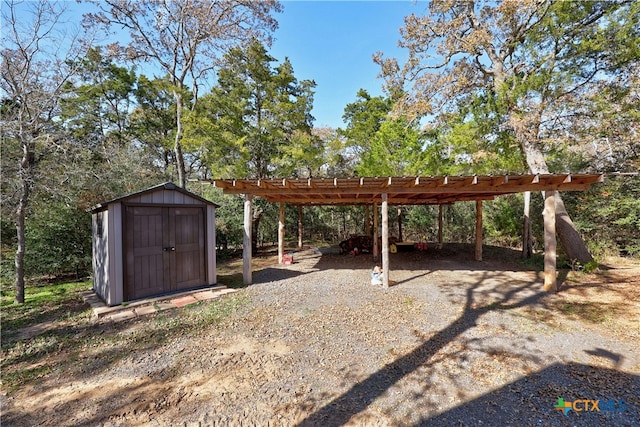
219,182,596,196
213,174,604,198
262,194,495,206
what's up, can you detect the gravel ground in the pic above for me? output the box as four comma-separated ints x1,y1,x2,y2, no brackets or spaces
3,245,639,426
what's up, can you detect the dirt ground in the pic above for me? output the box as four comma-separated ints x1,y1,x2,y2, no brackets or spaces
2,244,640,426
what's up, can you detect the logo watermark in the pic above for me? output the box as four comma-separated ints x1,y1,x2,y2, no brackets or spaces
554,397,627,415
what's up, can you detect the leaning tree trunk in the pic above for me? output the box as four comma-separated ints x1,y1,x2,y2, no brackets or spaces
518,129,595,264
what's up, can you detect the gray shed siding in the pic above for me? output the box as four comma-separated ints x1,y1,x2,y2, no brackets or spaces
92,209,109,302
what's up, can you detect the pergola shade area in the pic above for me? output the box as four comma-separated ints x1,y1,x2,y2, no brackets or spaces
210,174,604,291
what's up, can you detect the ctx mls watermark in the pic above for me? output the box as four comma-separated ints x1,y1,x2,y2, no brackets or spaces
554,397,627,415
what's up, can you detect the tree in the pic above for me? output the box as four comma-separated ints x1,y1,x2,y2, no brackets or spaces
315,127,355,177
130,75,180,176
186,39,315,179
341,89,424,176
1,1,90,303
375,0,640,263
278,129,326,178
85,0,281,187
341,89,392,158
60,46,136,148
1,0,87,302
420,105,525,176
58,45,170,206
358,118,424,176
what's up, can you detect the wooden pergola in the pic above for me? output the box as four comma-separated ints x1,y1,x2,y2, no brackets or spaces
211,174,604,291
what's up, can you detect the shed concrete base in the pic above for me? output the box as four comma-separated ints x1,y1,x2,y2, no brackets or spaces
81,285,237,322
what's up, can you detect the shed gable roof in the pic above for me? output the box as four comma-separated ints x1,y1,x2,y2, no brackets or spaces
89,182,219,213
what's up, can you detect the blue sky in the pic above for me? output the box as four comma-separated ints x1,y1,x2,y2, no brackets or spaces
270,1,428,128
13,0,426,129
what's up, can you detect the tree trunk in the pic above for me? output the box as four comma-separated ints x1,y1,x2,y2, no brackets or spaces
252,209,264,255
491,32,594,264
14,141,32,304
173,90,187,188
15,194,27,304
517,125,594,263
554,199,594,263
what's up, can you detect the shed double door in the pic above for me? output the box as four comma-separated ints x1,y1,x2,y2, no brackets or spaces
125,205,206,300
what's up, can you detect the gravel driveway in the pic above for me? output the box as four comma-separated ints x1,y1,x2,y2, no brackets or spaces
4,245,639,426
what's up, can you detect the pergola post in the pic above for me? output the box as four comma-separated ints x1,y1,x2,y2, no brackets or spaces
543,191,557,291
373,202,379,260
475,200,483,261
298,205,303,249
243,194,253,285
522,191,532,258
381,193,389,288
438,205,444,249
278,202,285,264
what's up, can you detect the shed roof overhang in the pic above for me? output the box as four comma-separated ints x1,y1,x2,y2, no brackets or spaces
210,174,604,206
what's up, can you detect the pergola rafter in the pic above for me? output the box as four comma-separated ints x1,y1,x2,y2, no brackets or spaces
209,174,604,291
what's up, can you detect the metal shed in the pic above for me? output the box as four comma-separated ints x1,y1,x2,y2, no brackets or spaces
90,182,219,306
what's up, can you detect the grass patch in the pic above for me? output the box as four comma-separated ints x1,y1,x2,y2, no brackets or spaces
486,301,507,311
217,272,245,289
1,280,92,334
557,301,611,323
216,249,279,289
1,288,250,393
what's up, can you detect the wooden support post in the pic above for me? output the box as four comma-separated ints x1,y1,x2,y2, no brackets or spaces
382,193,389,288
438,205,443,249
373,202,379,260
522,191,532,258
278,202,285,264
298,205,303,249
475,200,483,261
543,191,557,291
207,205,217,285
243,194,253,285
397,207,403,242
365,205,371,237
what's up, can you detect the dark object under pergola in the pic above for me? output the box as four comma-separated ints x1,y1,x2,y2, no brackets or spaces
211,174,604,291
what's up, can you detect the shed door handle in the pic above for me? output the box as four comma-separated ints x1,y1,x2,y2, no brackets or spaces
163,246,175,252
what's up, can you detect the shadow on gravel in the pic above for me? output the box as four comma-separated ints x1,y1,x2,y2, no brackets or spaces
252,267,308,284
420,362,639,427
307,243,537,274
297,269,581,426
